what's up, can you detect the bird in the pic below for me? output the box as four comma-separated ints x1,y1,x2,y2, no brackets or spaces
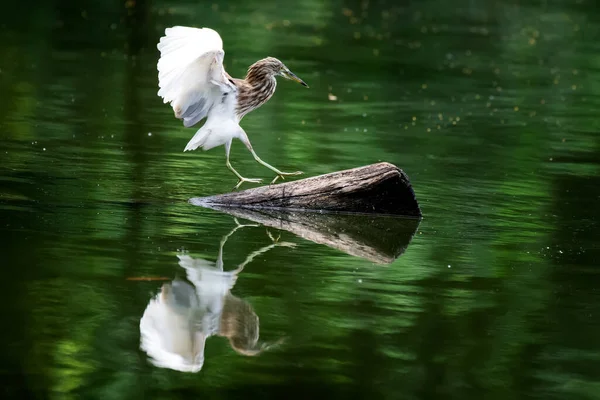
156,26,309,189
139,220,291,372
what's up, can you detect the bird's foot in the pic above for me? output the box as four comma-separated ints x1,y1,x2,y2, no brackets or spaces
270,170,303,185
234,177,263,190
266,229,296,248
233,217,259,229
266,229,280,243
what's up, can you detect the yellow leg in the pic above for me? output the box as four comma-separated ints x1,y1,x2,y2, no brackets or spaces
238,133,303,184
225,140,262,189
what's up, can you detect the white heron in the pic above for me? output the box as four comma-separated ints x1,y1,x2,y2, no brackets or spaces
157,26,308,189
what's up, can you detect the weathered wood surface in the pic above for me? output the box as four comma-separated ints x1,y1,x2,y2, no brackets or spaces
198,206,420,264
190,162,421,217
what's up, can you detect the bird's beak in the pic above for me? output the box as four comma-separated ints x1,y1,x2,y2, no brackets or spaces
282,69,308,87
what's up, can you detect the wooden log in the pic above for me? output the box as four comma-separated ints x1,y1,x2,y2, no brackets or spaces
190,162,421,217
196,206,420,264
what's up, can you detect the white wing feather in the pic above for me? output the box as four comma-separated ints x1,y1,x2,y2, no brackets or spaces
157,26,235,128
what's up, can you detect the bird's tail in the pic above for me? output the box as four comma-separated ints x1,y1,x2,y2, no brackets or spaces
184,121,242,152
184,127,212,151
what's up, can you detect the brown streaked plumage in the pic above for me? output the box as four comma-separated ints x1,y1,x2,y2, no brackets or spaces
157,27,308,189
232,57,283,119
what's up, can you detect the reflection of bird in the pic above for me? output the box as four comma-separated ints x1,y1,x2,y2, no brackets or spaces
139,255,231,373
157,26,308,188
139,220,293,372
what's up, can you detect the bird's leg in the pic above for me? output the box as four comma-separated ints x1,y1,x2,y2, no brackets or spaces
216,218,259,271
239,134,303,184
231,229,296,274
225,140,262,189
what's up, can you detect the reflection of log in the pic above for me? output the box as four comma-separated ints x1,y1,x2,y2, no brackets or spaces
193,205,420,264
190,162,421,217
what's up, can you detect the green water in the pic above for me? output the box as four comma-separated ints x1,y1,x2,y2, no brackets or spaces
2,0,600,398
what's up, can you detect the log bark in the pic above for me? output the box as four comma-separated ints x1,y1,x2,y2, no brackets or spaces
190,162,421,217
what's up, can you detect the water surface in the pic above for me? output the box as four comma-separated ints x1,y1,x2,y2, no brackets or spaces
1,0,600,399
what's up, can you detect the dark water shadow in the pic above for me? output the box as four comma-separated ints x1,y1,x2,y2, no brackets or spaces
196,205,421,264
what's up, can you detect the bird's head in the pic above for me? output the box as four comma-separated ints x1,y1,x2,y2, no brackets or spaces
252,57,308,87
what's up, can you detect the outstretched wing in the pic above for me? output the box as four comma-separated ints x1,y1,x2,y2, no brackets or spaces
157,26,235,128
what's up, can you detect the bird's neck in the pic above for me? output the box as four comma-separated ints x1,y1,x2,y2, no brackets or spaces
236,67,277,118
246,71,277,102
